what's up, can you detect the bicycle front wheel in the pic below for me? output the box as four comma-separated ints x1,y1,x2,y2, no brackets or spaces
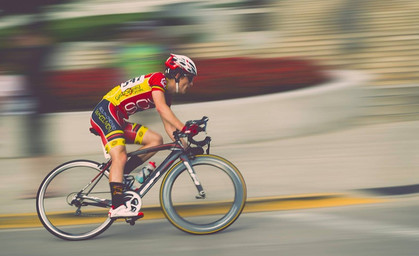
160,155,247,234
36,160,113,240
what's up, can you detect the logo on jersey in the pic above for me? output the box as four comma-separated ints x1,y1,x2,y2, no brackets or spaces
125,98,155,115
161,78,167,89
95,107,117,133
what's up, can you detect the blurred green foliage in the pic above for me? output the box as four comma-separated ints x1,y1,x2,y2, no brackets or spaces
48,12,147,42
0,12,148,45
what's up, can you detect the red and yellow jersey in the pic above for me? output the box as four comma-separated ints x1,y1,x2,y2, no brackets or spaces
103,72,170,118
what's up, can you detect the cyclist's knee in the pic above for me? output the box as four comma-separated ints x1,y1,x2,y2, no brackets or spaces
150,133,163,146
109,146,127,163
144,130,163,146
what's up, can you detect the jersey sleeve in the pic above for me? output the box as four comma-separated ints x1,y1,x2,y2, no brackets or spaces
148,72,167,93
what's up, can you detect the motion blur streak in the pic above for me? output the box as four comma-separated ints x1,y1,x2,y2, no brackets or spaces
0,1,419,254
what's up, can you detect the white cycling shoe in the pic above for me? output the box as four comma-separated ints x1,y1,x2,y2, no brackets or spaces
108,191,143,219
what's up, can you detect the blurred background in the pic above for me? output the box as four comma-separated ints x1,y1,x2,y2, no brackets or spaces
1,0,419,200
3,1,419,253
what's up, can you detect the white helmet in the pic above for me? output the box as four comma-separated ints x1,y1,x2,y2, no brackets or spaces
165,53,198,78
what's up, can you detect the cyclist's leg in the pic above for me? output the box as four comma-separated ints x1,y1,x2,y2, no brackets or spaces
90,99,127,207
123,122,163,173
136,127,163,161
108,145,127,182
108,145,128,207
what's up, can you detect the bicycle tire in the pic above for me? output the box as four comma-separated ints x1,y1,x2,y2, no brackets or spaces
36,160,114,240
160,155,247,234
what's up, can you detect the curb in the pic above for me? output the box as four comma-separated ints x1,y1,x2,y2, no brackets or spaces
358,184,419,196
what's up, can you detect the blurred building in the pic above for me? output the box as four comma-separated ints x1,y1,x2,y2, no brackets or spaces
31,0,418,88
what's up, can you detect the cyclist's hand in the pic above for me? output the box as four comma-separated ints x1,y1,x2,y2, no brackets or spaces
182,124,199,137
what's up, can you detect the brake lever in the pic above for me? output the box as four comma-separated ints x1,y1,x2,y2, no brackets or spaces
202,120,208,133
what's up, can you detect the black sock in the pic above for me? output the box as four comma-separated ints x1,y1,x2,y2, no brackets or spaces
123,155,144,174
110,182,125,207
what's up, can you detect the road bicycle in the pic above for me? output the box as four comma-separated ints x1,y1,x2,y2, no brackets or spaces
36,117,247,240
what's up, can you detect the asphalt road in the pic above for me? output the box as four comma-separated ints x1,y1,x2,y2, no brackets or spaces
2,196,419,256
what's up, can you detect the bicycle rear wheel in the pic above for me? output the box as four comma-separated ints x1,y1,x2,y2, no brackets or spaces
36,160,114,240
160,155,247,234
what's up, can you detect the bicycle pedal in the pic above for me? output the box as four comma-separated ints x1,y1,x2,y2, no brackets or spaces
125,212,144,226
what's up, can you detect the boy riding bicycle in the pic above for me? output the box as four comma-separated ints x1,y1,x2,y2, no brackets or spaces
90,54,199,218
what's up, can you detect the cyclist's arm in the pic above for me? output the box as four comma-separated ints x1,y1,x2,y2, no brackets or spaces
152,90,184,141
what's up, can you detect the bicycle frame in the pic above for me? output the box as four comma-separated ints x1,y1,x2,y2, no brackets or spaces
94,140,205,202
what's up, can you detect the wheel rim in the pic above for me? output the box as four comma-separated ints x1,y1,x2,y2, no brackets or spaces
36,161,113,240
161,155,246,234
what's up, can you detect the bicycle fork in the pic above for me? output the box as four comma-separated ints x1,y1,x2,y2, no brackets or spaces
181,155,206,199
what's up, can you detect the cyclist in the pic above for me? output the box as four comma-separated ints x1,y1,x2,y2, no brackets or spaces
90,53,198,218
